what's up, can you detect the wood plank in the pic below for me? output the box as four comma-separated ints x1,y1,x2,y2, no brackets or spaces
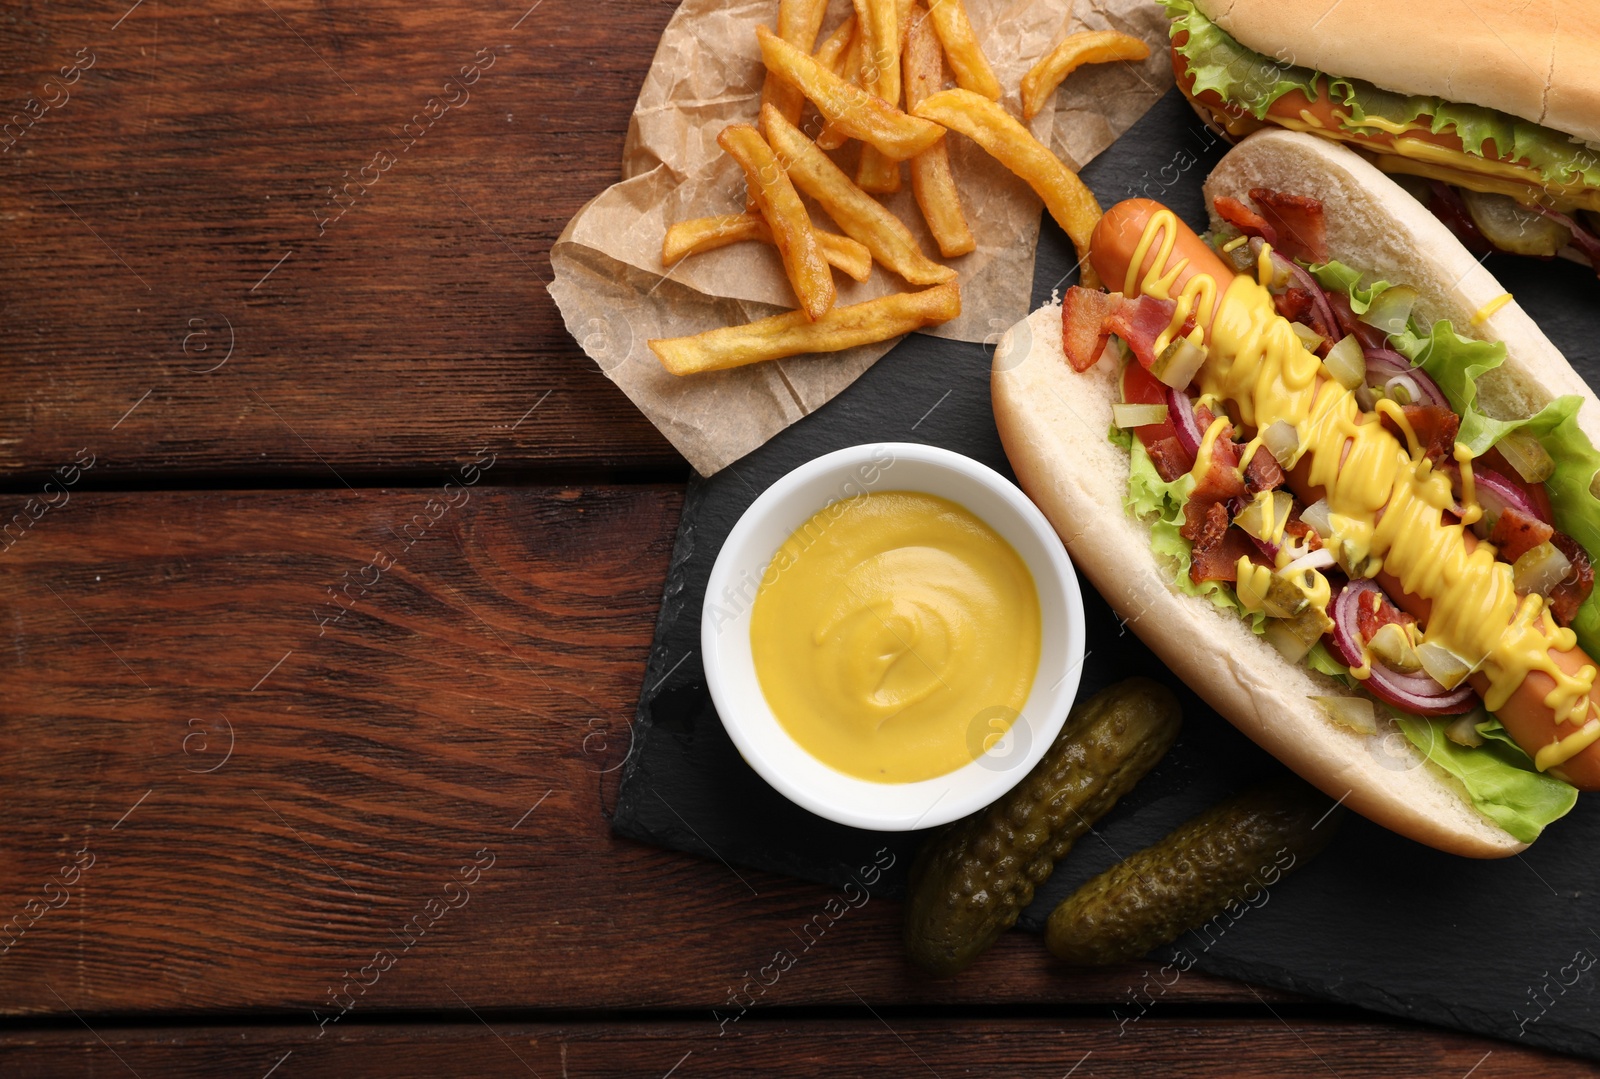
0,1019,1587,1077
0,0,682,482
0,487,1286,1016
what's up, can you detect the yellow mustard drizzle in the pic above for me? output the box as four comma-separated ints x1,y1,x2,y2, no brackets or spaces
1472,293,1514,326
1235,559,1273,612
1222,235,1249,254
1130,209,1597,749
1537,716,1600,772
1455,444,1483,529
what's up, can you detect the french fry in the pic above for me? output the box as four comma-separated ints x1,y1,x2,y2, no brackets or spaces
853,0,903,193
718,124,835,321
816,30,863,151
1021,30,1151,121
903,7,974,258
662,213,873,283
650,283,961,376
912,88,1103,286
761,0,832,129
812,228,875,282
857,149,903,194
814,15,857,76
757,26,945,161
762,104,956,287
924,0,1001,101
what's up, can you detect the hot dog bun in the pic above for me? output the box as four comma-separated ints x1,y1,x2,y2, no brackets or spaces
992,130,1600,857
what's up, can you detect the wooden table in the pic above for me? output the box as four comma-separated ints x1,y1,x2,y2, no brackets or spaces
0,1,1591,1074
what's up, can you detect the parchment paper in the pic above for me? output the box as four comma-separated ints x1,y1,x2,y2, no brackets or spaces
549,0,1174,474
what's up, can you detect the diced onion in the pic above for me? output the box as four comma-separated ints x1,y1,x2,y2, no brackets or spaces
1282,547,1335,576
1497,431,1555,484
1358,284,1419,337
1151,336,1207,390
1445,710,1489,747
1112,402,1171,429
1322,334,1366,390
1513,541,1572,598
1262,419,1300,468
1311,695,1377,735
1368,623,1421,673
1265,621,1314,662
1354,385,1380,412
1234,490,1295,543
1300,498,1333,540
1291,321,1325,352
1417,641,1474,690
1384,375,1420,407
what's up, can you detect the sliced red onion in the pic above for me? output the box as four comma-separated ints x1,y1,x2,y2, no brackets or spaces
1365,659,1478,716
1326,580,1477,716
1327,579,1375,667
1528,202,1600,276
1362,348,1449,409
1166,387,1204,459
1471,466,1550,536
1362,348,1414,383
1285,262,1340,347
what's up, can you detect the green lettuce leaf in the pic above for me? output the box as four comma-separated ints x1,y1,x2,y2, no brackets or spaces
1115,424,1266,631
1160,0,1600,192
1395,715,1578,842
1306,641,1350,681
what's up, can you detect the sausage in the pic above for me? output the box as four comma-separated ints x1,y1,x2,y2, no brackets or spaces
1089,198,1600,790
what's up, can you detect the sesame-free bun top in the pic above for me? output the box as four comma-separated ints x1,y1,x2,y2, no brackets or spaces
1193,0,1600,149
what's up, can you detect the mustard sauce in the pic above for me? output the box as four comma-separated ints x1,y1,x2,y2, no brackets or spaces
1472,293,1514,326
749,491,1041,783
1127,209,1597,746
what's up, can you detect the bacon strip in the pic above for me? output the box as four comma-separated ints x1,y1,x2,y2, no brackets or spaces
1489,506,1554,565
1378,404,1460,467
1243,445,1285,495
1107,294,1180,372
1249,187,1329,264
1549,532,1595,626
1061,285,1119,372
1186,501,1259,583
1214,195,1277,246
1145,436,1193,484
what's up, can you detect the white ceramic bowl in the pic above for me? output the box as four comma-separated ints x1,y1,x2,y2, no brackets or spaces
702,442,1086,831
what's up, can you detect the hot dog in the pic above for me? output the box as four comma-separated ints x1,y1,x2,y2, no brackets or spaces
1091,198,1600,793
993,129,1600,856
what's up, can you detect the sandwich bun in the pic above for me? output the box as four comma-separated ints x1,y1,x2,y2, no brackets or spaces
1194,0,1600,149
992,129,1600,857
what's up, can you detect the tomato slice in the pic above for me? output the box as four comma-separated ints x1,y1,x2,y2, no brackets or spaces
1122,360,1178,445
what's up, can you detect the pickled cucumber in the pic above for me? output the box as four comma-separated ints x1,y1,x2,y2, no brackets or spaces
1045,778,1341,966
903,678,1181,976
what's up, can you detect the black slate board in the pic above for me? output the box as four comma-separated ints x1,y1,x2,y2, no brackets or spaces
612,87,1600,1060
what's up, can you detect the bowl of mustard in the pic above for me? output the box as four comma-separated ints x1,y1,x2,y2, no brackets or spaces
702,442,1086,831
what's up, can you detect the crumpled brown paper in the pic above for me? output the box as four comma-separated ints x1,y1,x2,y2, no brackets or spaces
549,0,1174,475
